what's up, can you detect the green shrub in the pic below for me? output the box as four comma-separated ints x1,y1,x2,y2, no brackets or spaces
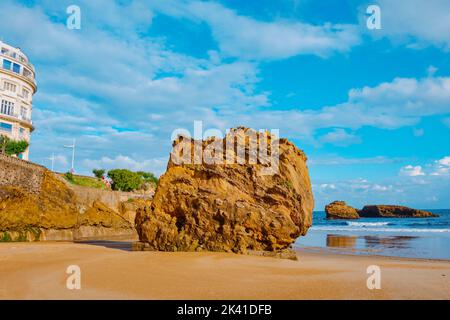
0,136,29,157
65,171,74,182
92,169,105,179
137,171,159,186
107,169,142,192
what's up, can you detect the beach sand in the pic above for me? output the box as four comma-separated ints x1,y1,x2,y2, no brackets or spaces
0,241,449,300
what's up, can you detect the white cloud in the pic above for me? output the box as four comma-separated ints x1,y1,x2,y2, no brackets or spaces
431,156,450,176
318,183,336,190
83,155,168,176
319,128,361,146
364,0,450,51
229,74,450,143
54,155,68,166
0,0,273,174
399,165,425,177
438,156,450,166
372,184,393,192
309,156,401,166
152,0,361,60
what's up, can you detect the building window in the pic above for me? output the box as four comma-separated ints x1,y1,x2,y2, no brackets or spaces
19,127,26,138
3,59,12,70
12,63,20,74
23,68,32,79
22,88,30,99
20,106,28,119
1,100,14,116
0,122,12,133
3,81,17,92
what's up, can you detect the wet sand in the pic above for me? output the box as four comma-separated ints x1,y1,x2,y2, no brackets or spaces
0,241,449,300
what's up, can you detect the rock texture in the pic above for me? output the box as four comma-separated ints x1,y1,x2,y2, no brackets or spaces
0,162,142,242
325,201,359,220
359,205,438,218
135,128,314,254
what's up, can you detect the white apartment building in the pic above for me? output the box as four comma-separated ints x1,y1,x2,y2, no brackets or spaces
0,41,36,160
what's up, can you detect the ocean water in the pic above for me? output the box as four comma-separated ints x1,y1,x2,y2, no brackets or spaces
295,210,450,260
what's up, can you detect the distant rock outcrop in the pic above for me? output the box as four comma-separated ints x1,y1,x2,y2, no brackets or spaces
359,205,438,218
135,127,314,254
325,201,359,220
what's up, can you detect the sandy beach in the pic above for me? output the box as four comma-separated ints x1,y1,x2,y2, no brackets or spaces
0,241,449,300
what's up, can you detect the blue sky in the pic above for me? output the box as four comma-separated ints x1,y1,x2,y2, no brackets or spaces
1,0,449,209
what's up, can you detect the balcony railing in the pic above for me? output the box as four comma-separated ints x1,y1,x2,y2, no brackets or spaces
0,111,32,125
0,58,36,86
0,50,35,72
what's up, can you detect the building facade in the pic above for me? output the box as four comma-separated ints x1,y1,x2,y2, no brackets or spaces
0,41,36,160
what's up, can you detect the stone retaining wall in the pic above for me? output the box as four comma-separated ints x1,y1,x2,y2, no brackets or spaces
0,154,46,194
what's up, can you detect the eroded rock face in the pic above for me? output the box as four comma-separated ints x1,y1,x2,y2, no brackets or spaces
359,205,438,218
0,169,135,241
325,201,359,220
135,128,314,254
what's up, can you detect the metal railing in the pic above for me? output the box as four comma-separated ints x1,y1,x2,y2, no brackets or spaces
0,50,35,71
0,58,36,85
0,111,32,125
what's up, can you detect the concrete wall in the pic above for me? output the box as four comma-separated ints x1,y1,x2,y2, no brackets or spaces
0,153,45,194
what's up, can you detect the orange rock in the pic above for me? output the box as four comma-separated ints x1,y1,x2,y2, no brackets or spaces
135,128,314,254
325,201,359,220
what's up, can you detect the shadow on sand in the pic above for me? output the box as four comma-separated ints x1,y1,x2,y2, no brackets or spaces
74,240,135,252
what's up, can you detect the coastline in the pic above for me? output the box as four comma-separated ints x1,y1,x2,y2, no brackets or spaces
1,241,449,300
295,245,450,263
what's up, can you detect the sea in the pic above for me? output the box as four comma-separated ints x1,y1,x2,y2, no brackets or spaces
295,209,450,260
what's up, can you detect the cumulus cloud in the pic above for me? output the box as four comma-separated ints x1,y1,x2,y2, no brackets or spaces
0,0,271,174
319,128,361,147
313,178,402,209
431,156,450,176
229,74,450,142
399,165,425,177
365,0,450,51
314,168,450,209
83,155,168,176
151,0,361,60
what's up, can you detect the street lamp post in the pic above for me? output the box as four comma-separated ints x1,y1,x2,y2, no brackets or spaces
64,139,76,173
46,153,55,171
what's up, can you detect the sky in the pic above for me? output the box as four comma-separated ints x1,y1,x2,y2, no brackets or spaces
1,0,449,209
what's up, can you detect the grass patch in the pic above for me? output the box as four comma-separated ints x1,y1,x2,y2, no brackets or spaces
62,174,106,189
0,227,42,242
16,231,27,242
0,232,12,242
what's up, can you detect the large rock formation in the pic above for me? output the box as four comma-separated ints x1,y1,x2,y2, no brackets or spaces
325,201,359,219
359,205,438,218
135,127,314,254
